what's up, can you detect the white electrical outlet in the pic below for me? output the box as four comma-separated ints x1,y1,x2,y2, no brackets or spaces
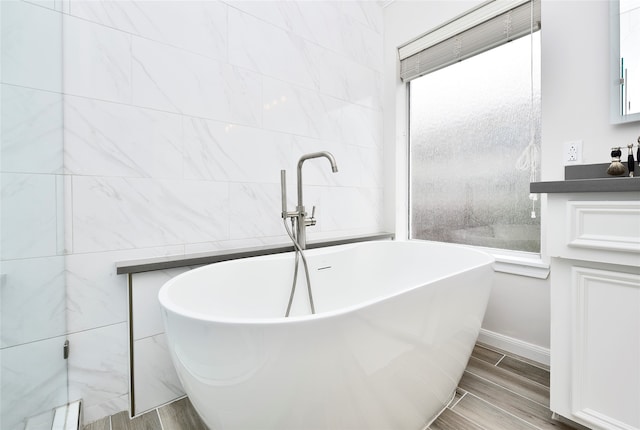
563,140,583,165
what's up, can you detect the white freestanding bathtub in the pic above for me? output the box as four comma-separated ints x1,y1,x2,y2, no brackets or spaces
159,240,494,430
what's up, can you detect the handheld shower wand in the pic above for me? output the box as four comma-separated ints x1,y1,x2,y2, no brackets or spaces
280,169,289,219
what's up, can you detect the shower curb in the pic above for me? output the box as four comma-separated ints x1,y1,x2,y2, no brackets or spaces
51,400,81,430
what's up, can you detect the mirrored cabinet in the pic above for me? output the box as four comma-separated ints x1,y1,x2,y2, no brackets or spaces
610,0,640,123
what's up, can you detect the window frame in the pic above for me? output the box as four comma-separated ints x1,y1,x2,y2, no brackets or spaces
397,1,549,279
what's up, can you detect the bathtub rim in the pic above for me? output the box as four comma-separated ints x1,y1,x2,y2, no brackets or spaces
158,239,494,326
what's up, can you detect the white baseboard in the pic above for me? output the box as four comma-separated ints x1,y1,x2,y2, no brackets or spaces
478,329,550,367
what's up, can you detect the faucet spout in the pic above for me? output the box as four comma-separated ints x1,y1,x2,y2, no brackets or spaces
296,151,338,209
294,151,338,249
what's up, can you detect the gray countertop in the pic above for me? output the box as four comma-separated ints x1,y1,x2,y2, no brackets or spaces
116,232,395,275
531,163,640,193
530,177,640,193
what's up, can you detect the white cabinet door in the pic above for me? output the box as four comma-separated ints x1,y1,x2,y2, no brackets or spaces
551,260,640,430
570,266,640,430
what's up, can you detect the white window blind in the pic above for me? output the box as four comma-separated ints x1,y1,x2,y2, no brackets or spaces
399,0,541,82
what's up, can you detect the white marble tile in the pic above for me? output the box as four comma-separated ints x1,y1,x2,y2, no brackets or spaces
131,268,190,341
66,254,126,334
341,14,384,71
338,0,383,34
318,95,346,144
64,96,183,179
72,176,229,253
303,43,351,102
81,394,128,427
24,408,54,430
356,146,384,189
318,186,383,234
228,8,314,89
0,1,62,92
295,2,383,71
249,1,340,52
132,37,261,126
341,103,383,149
69,0,227,61
230,0,383,57
24,0,56,11
63,14,131,103
1,173,58,259
167,179,231,245
55,0,69,14
0,84,63,174
343,58,383,109
294,2,353,55
133,334,184,415
272,36,382,110
243,0,385,64
262,78,342,142
0,336,68,430
67,323,128,411
66,245,184,333
0,256,65,348
229,182,285,240
183,118,293,183
183,236,290,255
136,0,227,61
67,0,134,33
224,1,309,38
71,176,178,252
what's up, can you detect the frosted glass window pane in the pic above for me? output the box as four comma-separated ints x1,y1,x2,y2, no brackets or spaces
409,33,541,253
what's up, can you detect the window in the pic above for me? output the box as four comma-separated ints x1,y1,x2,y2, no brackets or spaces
405,0,541,254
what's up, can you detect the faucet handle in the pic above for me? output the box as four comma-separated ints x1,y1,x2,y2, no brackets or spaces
306,205,317,227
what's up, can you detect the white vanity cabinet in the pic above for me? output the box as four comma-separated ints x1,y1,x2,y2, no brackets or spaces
546,191,640,430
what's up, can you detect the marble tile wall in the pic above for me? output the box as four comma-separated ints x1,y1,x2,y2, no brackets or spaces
131,268,191,415
59,0,385,425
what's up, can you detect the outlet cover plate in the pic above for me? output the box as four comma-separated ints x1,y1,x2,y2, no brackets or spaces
563,140,583,165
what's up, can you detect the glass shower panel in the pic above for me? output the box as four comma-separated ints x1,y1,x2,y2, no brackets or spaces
1,1,67,429
409,33,541,253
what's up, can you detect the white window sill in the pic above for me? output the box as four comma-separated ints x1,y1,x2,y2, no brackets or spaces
490,249,549,279
408,239,550,279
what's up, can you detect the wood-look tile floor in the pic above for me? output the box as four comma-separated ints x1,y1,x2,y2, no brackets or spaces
428,344,579,430
85,343,580,430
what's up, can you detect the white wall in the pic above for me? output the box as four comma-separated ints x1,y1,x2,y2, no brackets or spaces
61,1,385,423
541,0,638,180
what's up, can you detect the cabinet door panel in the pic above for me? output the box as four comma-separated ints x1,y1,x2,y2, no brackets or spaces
571,266,640,430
